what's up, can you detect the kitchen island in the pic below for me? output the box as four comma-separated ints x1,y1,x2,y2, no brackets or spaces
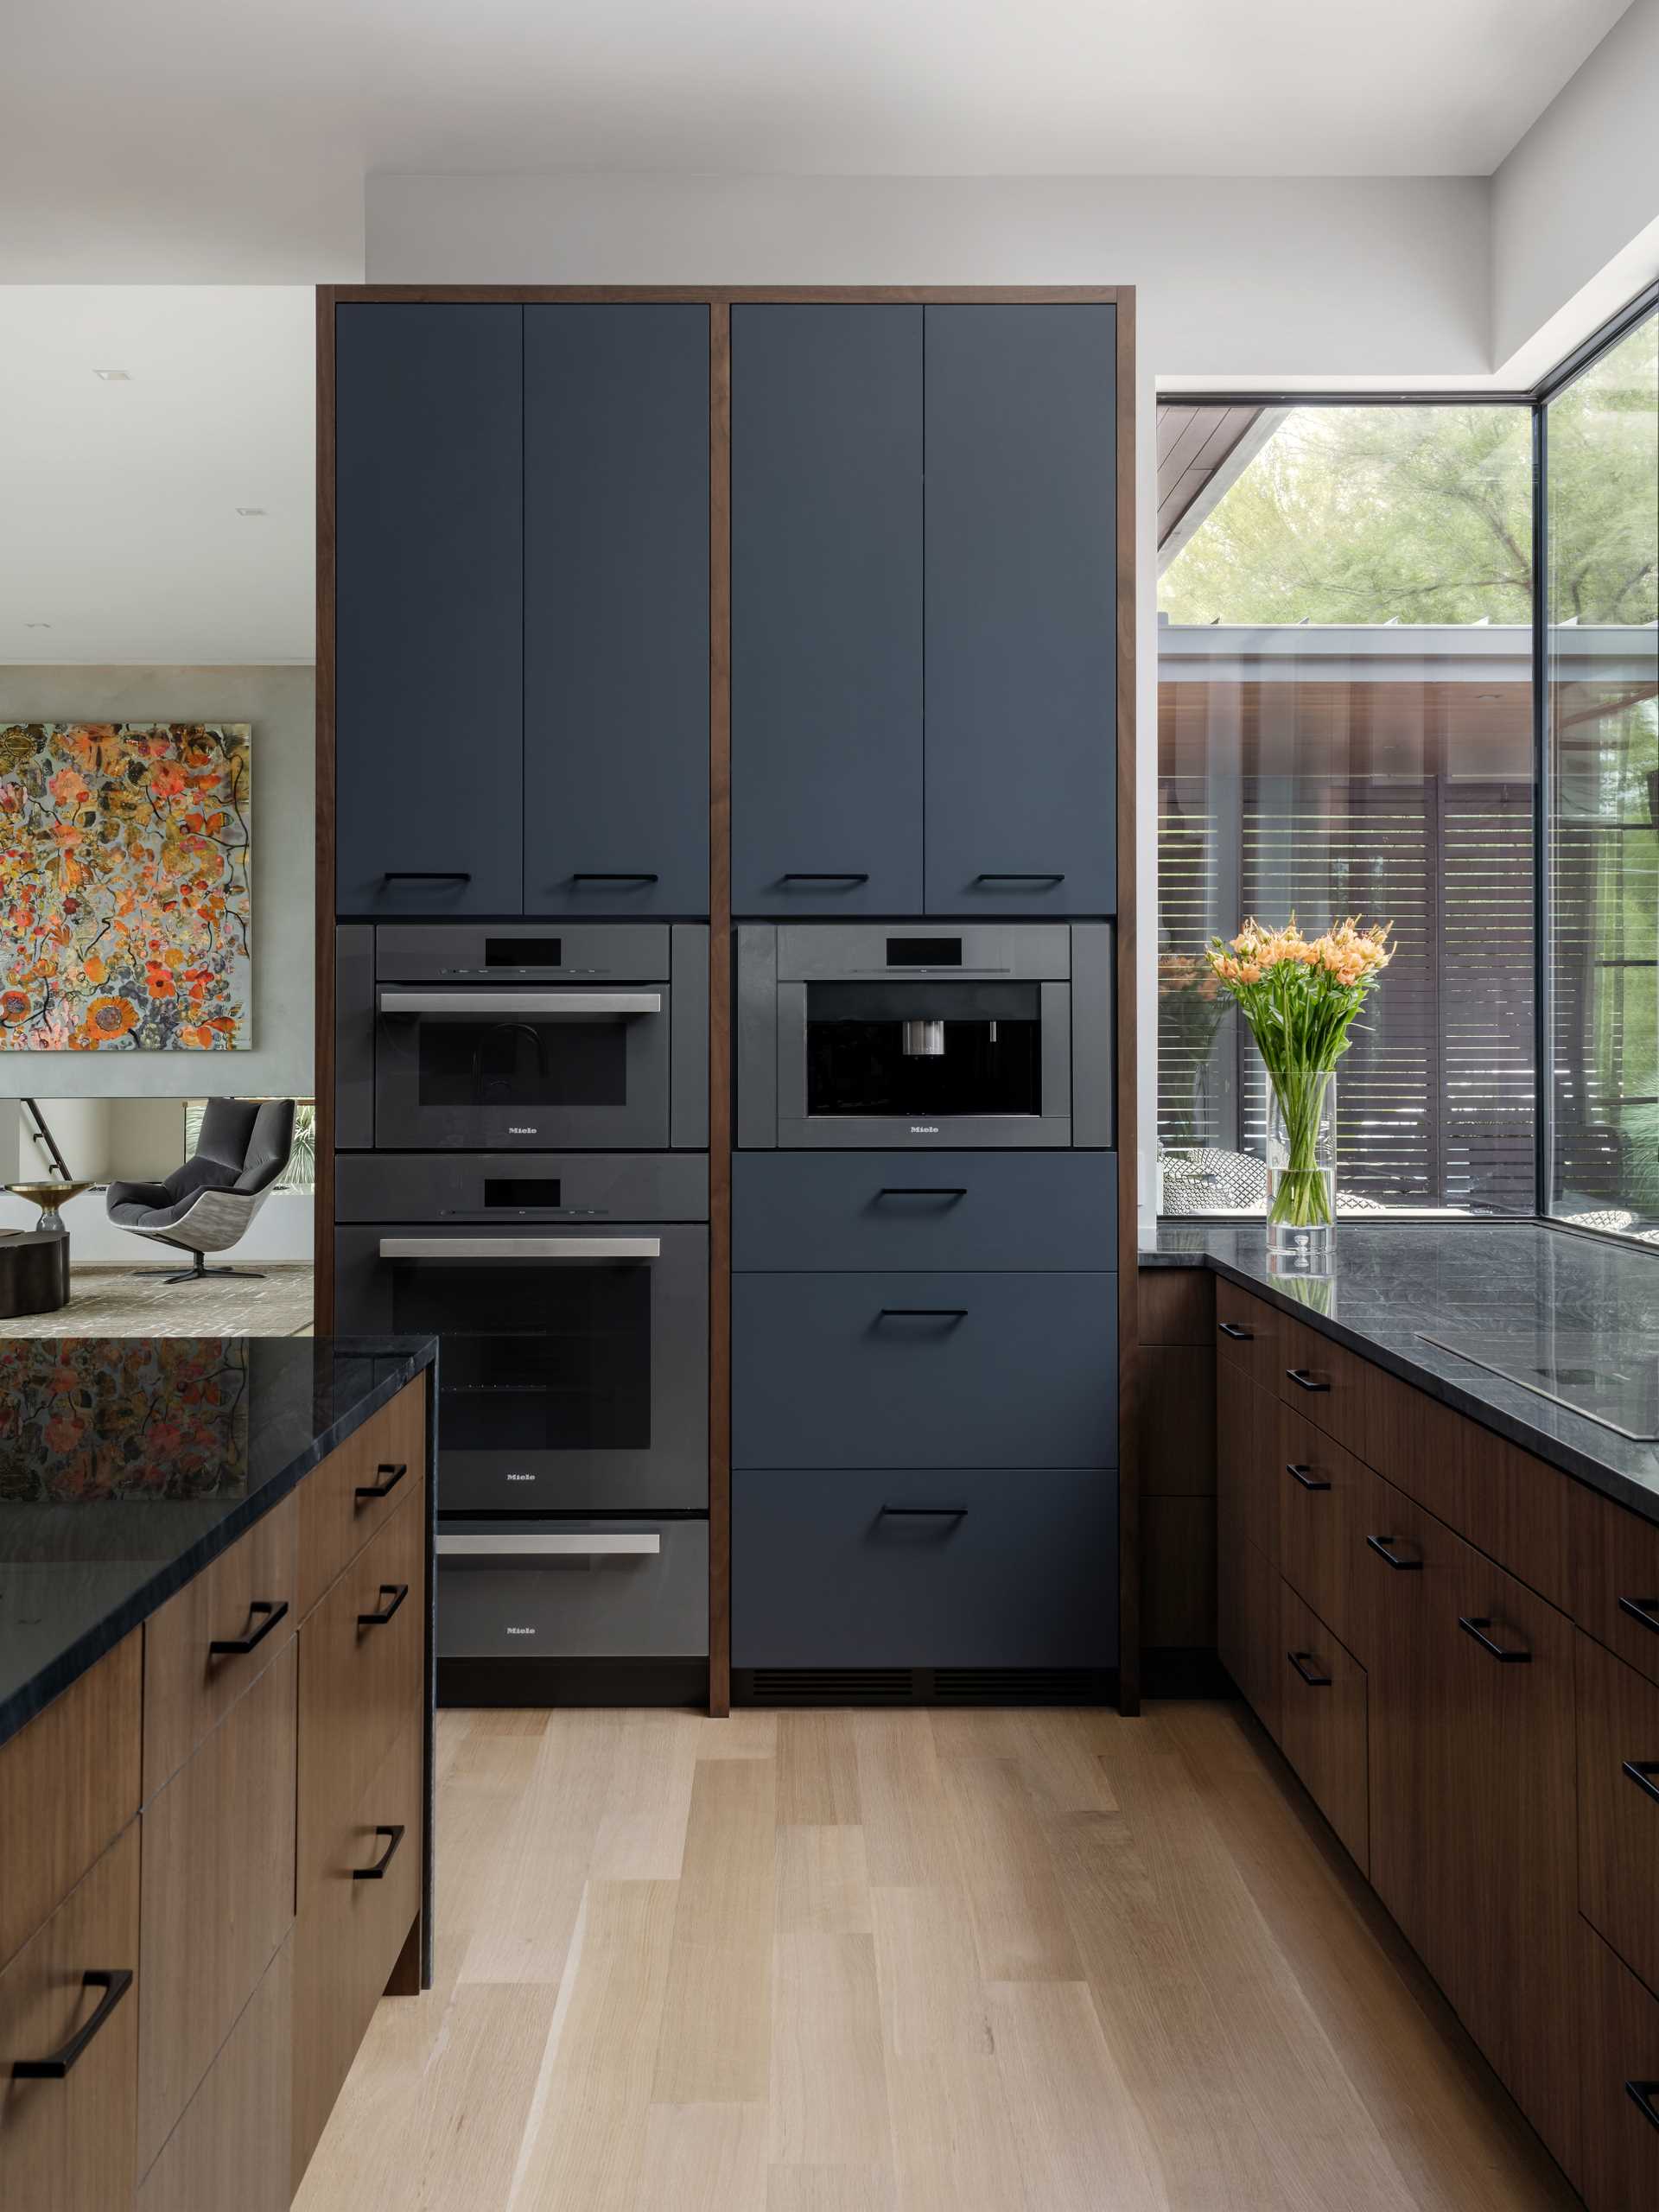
0,1332,436,2211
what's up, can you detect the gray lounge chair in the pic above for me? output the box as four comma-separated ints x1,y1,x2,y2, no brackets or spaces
106,1098,296,1283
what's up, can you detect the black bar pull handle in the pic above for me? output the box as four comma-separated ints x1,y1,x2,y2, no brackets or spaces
779,872,870,884
381,870,471,882
1618,1595,1659,1636
13,1969,133,2079
880,1504,968,1519
975,872,1065,884
1629,2081,1659,2133
1624,1760,1659,1807
877,1306,969,1319
209,1598,289,1657
570,872,659,883
1286,1367,1331,1394
355,1461,408,1504
1287,1650,1332,1687
353,1825,407,1881
1217,1320,1253,1341
1287,1463,1331,1492
358,1583,410,1630
875,1186,969,1199
1459,1615,1532,1663
1366,1535,1424,1572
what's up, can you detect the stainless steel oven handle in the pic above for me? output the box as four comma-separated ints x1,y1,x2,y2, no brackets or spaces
377,1236,661,1262
377,990,662,1016
436,1533,661,1558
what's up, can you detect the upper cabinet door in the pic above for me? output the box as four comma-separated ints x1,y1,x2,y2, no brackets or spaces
731,306,924,917
334,305,524,918
924,305,1116,917
524,306,710,918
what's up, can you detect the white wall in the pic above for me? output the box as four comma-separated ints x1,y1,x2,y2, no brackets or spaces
1491,0,1659,383
367,171,1493,385
0,664,315,1101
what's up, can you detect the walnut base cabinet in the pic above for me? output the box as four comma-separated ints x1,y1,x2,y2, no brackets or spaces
1208,1280,1643,2205
0,1366,432,2212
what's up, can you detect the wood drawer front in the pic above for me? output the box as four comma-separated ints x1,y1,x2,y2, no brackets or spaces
1580,1921,1659,2212
1218,1535,1281,1747
1275,1313,1367,1457
1215,1279,1278,1386
1579,1629,1659,1994
0,1823,139,2212
1217,1359,1279,1571
298,1377,425,1618
297,1478,423,1897
1138,1265,1213,1347
1278,1402,1367,1661
1279,1580,1370,1877
137,1636,297,2177
291,1718,423,2192
143,1492,297,1800
137,1932,291,2212
0,1631,141,1974
1572,1479,1659,1692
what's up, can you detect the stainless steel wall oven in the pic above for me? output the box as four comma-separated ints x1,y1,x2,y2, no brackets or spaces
736,922,1113,1149
335,922,709,1154
334,1154,709,1516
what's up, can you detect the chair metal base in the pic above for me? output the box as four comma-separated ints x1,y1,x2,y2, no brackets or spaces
132,1254,267,1286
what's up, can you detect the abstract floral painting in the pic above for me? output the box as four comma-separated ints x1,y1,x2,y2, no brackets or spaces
0,721,251,1050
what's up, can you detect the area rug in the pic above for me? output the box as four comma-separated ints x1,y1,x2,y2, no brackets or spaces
3,1262,313,1339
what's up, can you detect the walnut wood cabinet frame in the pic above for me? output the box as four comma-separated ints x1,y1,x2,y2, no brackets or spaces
314,283,1138,1717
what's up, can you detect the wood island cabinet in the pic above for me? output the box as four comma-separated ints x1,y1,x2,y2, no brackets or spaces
1207,1277,1651,2203
0,1372,430,2212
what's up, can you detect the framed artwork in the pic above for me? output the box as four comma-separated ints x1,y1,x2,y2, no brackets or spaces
0,721,251,1050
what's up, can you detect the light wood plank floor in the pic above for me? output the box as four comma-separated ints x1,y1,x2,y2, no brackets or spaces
295,1700,1578,2212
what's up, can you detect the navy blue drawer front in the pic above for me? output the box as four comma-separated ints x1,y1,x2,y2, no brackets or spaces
733,1467,1116,1668
733,1270,1116,1469
734,1152,1116,1274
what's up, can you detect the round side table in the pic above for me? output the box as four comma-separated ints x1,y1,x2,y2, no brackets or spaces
0,1229,72,1318
5,1179,92,1232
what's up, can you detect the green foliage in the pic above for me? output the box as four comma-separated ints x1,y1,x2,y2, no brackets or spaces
1160,318,1656,629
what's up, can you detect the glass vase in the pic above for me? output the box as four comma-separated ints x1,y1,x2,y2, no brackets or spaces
1265,1067,1337,1274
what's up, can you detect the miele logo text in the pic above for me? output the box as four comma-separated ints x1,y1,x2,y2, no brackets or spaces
910,1125,940,1135
505,1472,535,1483
507,1126,537,1135
505,1625,537,1637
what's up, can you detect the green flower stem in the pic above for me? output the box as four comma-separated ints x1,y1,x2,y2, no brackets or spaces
1267,1067,1335,1230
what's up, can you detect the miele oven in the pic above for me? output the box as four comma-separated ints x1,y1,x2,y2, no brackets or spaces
335,921,709,1153
335,1154,709,1515
736,922,1113,1148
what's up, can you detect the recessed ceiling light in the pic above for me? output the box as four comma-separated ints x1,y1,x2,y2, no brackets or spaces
236,506,268,517
92,368,131,381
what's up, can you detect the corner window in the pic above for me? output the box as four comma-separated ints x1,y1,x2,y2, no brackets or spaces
1156,402,1536,1218
1544,313,1659,1243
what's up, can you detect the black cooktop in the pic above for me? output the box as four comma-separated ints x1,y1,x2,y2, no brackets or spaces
1418,1329,1659,1442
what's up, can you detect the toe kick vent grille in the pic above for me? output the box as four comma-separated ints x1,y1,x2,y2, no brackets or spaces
734,1667,1116,1707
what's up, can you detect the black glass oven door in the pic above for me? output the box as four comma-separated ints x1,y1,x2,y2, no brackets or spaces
334,1224,709,1510
374,988,671,1149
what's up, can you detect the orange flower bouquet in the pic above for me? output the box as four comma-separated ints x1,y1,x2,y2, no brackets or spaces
1205,917,1393,1255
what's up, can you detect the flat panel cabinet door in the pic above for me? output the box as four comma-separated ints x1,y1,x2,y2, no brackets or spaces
924,304,1116,917
524,306,710,917
335,303,524,918
731,305,924,916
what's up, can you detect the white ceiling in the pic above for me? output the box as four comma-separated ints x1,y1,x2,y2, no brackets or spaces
0,0,1635,281
0,289,315,665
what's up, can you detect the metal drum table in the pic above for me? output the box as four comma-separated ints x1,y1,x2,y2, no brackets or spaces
0,1229,72,1318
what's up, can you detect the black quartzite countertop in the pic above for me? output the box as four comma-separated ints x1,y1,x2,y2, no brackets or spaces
0,1334,436,1749
1146,1222,1659,1524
